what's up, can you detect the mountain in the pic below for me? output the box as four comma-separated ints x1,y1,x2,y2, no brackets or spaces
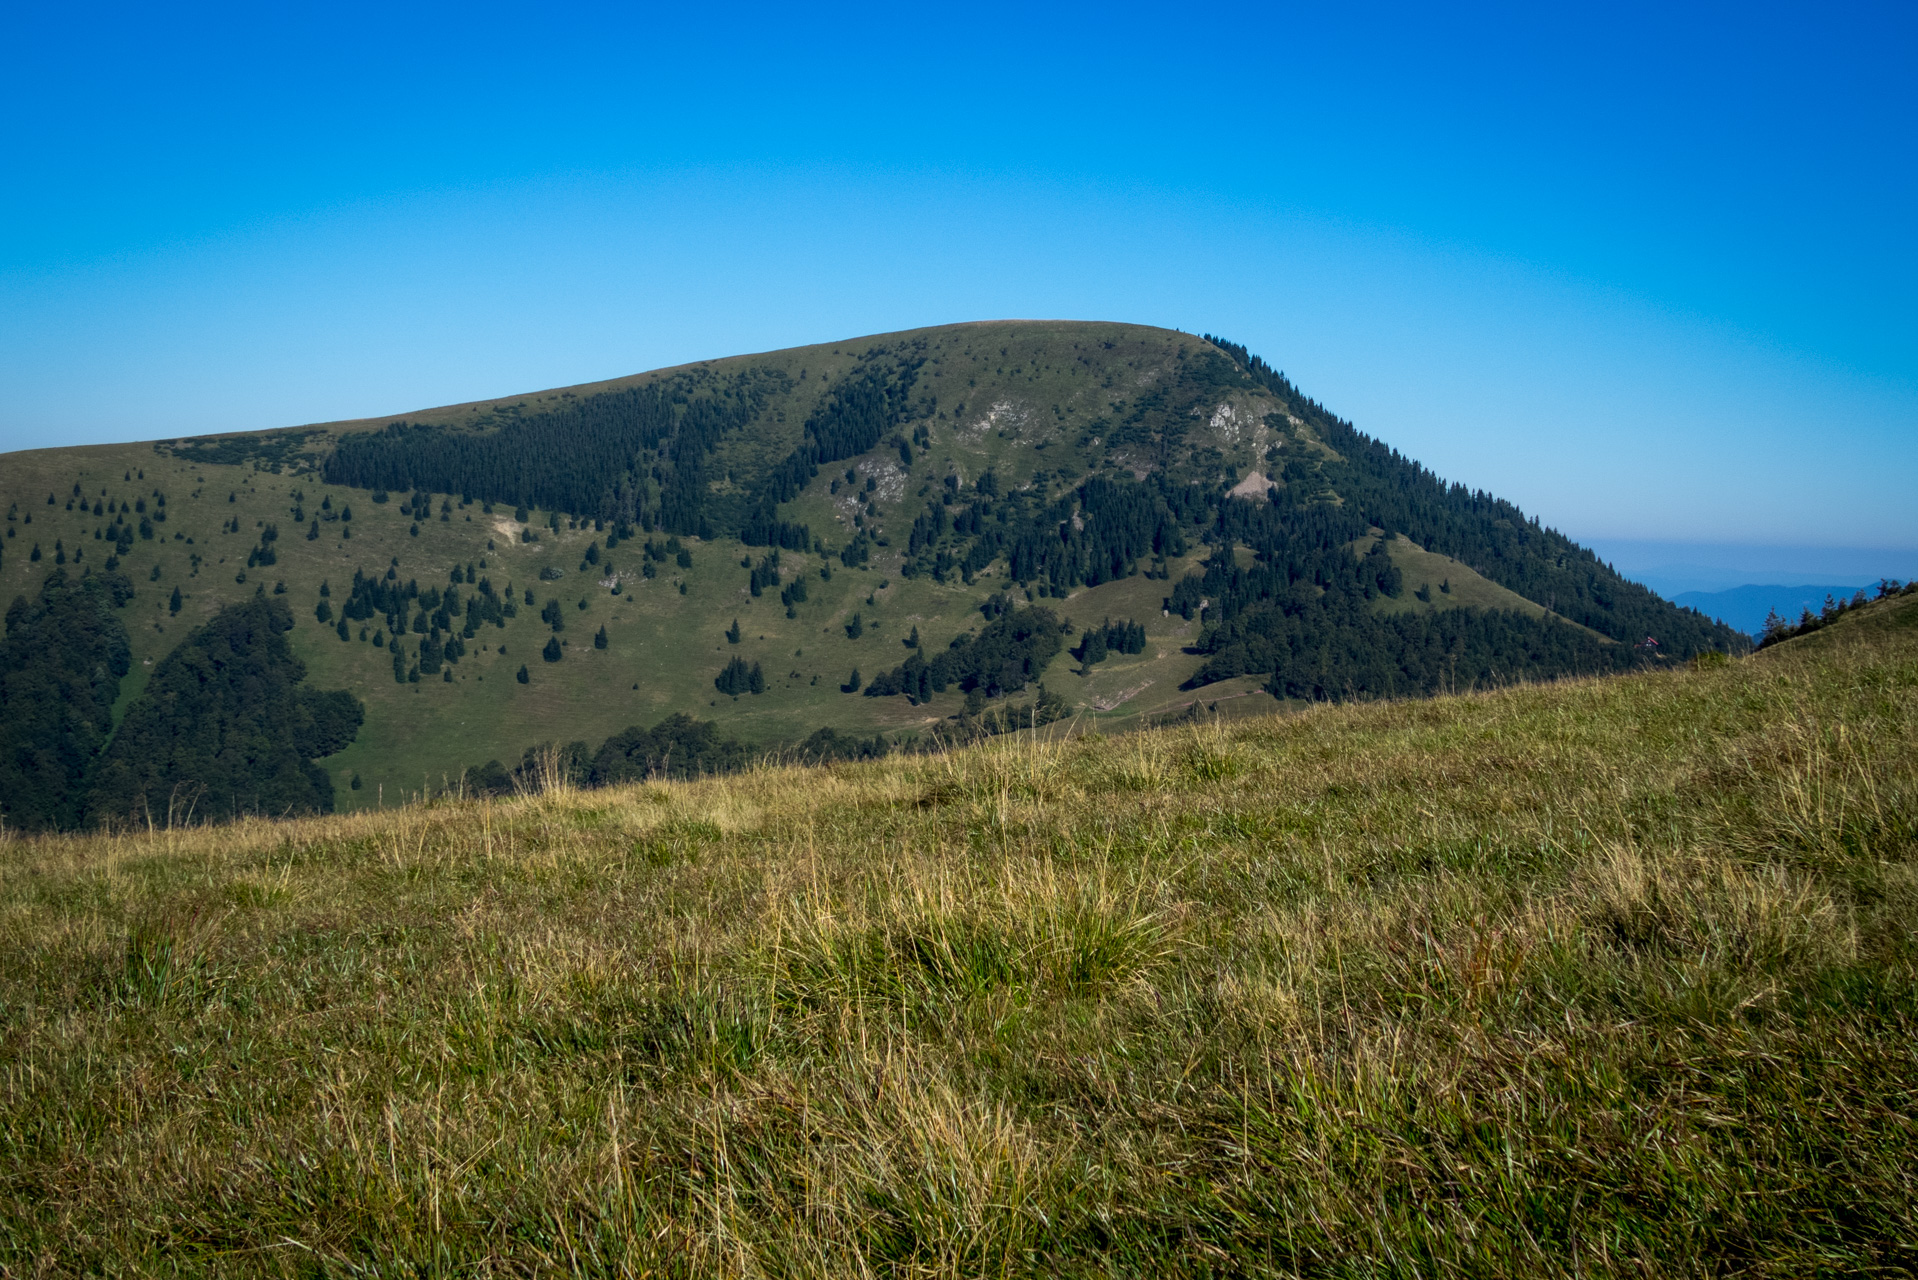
1674,582,1877,638
0,320,1745,823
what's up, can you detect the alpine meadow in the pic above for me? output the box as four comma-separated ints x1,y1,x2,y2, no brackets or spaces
5,322,1915,1275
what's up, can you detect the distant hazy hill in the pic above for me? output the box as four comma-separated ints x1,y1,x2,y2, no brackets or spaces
0,321,1745,823
1674,583,1876,637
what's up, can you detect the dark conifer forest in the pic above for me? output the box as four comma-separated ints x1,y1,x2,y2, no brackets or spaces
86,598,364,825
323,369,793,539
862,605,1065,702
0,569,133,831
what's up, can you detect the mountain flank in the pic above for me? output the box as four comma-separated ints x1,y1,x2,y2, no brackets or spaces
0,321,1745,824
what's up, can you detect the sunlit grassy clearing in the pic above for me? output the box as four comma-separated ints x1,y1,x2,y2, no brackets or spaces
1,598,1914,1275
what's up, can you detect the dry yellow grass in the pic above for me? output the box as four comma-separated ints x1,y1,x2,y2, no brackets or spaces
2,595,1915,1275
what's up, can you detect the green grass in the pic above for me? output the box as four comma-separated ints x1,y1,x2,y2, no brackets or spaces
3,594,1914,1275
1375,533,1591,626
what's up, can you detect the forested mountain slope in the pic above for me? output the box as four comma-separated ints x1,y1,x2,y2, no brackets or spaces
0,321,1743,824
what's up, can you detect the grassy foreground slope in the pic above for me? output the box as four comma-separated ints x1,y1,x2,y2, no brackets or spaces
3,592,1908,1272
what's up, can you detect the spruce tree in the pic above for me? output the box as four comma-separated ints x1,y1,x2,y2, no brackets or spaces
543,635,563,662
715,657,751,695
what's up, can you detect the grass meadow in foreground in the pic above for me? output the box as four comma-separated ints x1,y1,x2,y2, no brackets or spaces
1,600,1915,1276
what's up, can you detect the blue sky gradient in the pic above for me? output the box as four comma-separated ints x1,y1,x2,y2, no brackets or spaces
3,2,1912,581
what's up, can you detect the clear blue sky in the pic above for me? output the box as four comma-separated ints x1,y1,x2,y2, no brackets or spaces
3,1,1912,581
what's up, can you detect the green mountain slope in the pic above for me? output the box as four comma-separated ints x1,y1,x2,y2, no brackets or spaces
0,321,1744,816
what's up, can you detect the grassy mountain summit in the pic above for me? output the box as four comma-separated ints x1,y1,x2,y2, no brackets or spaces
0,321,1743,818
